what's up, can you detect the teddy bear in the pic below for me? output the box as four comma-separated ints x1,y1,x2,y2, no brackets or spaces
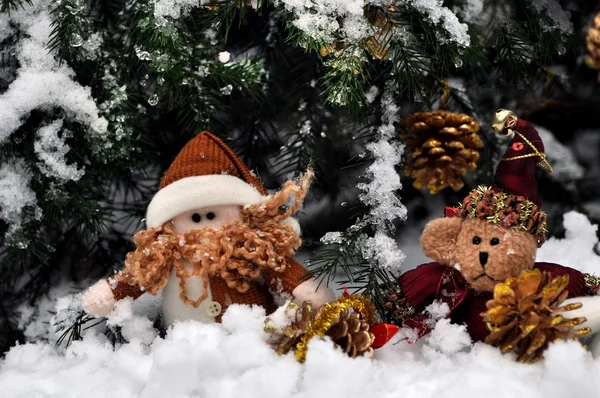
80,131,334,326
384,109,600,353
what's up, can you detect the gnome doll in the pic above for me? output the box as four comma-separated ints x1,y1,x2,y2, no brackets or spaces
81,132,334,326
384,110,600,355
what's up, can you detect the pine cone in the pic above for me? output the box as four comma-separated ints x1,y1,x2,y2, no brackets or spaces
585,12,600,74
314,306,375,358
267,301,314,356
482,269,588,363
401,110,483,194
267,296,376,362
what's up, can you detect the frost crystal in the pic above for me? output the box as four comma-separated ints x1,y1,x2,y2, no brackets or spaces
34,119,85,182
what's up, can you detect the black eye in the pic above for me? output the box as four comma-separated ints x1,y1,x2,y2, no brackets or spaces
206,212,216,220
472,236,481,245
191,213,201,223
490,238,500,246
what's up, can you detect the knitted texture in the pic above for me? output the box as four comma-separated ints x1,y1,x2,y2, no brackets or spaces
159,131,268,195
109,257,308,322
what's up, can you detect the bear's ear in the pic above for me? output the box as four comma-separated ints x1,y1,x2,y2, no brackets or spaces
421,217,463,265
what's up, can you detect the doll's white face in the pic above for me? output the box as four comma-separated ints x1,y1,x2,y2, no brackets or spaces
171,204,242,235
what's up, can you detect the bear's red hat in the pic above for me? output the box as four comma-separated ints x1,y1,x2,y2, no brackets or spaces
446,110,552,246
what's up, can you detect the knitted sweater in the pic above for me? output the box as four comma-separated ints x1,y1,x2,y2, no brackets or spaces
110,257,308,323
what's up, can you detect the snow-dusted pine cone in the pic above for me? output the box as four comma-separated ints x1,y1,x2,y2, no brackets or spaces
401,110,483,194
267,296,376,362
482,269,588,363
314,306,375,358
585,12,600,76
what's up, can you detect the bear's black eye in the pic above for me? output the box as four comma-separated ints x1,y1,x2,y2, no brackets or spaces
206,212,216,220
191,213,201,223
472,236,481,245
490,238,500,246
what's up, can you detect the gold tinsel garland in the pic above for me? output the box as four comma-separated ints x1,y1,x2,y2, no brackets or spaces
266,295,376,363
456,185,548,246
482,268,589,363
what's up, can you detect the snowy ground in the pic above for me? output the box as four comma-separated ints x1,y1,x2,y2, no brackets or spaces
1,211,600,398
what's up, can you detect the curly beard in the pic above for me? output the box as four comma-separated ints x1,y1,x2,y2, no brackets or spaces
117,172,312,307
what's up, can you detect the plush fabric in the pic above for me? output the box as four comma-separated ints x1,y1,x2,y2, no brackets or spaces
81,280,117,317
420,217,463,265
291,278,336,309
422,218,537,292
146,174,265,228
397,262,590,342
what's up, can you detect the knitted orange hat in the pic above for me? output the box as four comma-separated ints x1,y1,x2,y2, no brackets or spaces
146,132,270,228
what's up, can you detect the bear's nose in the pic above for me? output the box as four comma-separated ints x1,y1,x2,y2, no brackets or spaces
479,252,488,267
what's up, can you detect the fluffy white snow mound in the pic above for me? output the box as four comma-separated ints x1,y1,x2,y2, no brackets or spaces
1,210,599,398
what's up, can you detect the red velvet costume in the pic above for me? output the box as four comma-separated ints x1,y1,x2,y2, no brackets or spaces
396,262,591,342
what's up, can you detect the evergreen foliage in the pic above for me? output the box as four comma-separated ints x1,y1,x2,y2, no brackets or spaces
0,0,599,351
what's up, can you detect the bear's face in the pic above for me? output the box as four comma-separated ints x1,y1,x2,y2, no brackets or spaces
421,217,538,293
454,218,537,292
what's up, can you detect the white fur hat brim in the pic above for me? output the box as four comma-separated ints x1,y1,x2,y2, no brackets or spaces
145,174,302,236
146,174,265,228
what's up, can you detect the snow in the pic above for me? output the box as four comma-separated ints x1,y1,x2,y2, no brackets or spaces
153,0,201,22
218,51,231,63
526,0,573,34
277,0,370,43
0,159,41,242
454,0,484,25
360,232,406,272
1,212,600,397
0,1,108,143
354,83,407,272
34,119,85,182
2,304,600,398
408,0,471,46
535,124,584,183
536,211,600,275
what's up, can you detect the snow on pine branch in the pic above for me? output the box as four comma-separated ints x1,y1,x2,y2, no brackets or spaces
322,84,406,272
0,159,41,243
34,120,85,182
526,0,573,34
355,84,406,272
0,1,108,143
276,0,371,43
407,0,470,46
